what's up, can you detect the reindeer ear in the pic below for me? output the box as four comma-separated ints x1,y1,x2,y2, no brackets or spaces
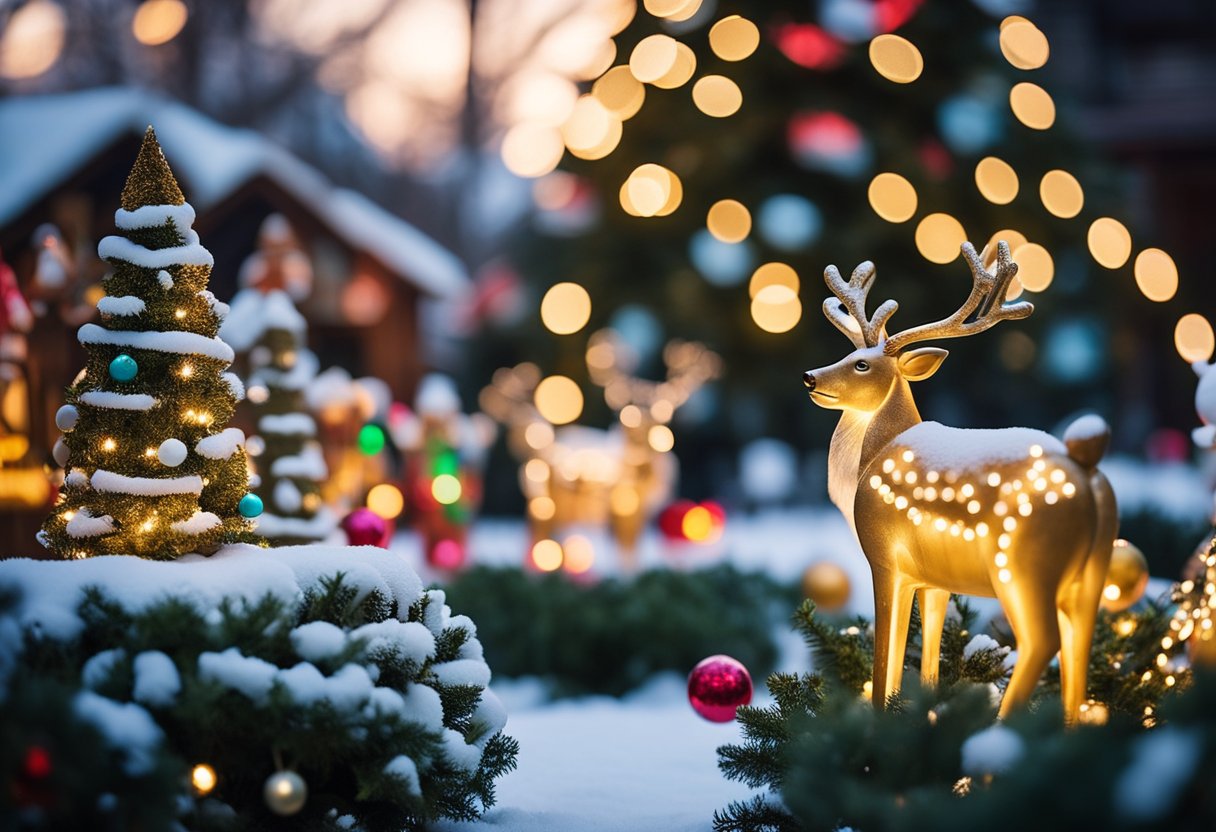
898,347,948,381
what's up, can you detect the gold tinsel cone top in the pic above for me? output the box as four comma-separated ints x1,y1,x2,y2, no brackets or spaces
120,126,185,211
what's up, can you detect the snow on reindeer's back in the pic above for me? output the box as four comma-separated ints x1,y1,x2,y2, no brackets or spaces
889,422,1065,474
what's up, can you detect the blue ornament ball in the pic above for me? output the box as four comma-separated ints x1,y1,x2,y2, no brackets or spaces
239,493,264,518
109,354,138,382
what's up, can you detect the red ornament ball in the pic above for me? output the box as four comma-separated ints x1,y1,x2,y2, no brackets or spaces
342,508,391,547
688,654,752,722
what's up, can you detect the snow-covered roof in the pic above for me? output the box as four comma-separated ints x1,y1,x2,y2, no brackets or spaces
0,87,469,299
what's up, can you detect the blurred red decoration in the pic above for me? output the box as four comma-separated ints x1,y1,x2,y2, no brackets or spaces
23,746,52,779
788,111,866,173
918,137,954,180
875,0,925,33
659,499,727,543
688,655,753,722
341,508,390,547
774,23,846,70
430,538,467,571
1146,428,1189,463
659,499,696,540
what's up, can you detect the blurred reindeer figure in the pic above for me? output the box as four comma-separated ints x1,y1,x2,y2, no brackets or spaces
480,330,719,569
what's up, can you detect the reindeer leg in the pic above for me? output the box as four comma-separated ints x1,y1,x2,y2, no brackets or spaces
871,570,915,708
997,587,1061,719
1056,476,1118,724
918,587,950,688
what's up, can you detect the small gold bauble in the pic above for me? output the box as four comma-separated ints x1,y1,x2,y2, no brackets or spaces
1099,539,1149,613
263,770,307,816
803,561,851,612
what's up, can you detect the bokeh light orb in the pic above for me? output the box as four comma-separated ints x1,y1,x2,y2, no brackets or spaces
540,282,592,334
707,199,752,243
709,15,760,61
868,173,918,223
1176,314,1215,363
868,34,923,83
534,375,584,425
1087,218,1132,269
1134,248,1179,302
914,213,967,264
367,483,404,519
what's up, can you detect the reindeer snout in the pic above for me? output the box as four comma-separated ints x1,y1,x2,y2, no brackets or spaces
803,371,816,390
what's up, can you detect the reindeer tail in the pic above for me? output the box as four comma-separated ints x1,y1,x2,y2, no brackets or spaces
1063,414,1111,469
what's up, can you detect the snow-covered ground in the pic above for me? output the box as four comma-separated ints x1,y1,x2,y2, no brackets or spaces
437,675,755,832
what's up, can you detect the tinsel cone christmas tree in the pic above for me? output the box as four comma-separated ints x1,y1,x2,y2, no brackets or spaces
39,127,256,559
222,286,335,545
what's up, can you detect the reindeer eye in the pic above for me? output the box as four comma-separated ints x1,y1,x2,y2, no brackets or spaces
854,360,870,372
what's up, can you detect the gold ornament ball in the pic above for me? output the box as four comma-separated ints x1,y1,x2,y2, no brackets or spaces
1099,539,1149,613
263,770,307,816
803,561,851,612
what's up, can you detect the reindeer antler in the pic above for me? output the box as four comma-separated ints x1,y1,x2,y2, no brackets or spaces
585,329,720,413
822,260,899,348
882,241,1033,355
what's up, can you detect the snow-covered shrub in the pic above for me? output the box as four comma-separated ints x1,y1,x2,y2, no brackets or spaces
0,545,517,831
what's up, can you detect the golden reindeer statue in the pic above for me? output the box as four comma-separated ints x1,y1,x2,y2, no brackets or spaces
481,331,719,564
803,241,1117,722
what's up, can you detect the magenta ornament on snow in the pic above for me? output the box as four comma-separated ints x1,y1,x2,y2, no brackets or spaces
341,507,390,547
688,654,753,723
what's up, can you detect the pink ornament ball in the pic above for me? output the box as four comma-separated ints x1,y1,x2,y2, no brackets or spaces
688,654,752,722
342,508,390,548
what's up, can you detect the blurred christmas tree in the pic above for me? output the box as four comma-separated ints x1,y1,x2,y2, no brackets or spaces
40,128,257,559
479,0,1136,503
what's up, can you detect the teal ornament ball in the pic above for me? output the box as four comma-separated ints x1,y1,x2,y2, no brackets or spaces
239,493,264,518
109,354,138,382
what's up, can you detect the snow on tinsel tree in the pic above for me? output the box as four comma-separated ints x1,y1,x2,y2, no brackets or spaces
221,286,335,545
39,127,257,559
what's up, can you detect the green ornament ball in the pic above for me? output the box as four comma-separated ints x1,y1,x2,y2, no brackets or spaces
238,493,263,518
109,353,138,382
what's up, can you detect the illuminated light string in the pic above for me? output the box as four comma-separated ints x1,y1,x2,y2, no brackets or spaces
868,443,1078,584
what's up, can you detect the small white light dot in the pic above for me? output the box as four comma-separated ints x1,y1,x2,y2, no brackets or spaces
994,501,1008,516
999,533,1012,549
967,499,981,514
1045,491,1059,505
927,471,940,483
902,450,915,463
870,474,883,489
976,523,989,537
925,487,938,501
1029,444,1043,458
895,496,909,510
1050,469,1065,484
934,518,948,532
999,568,1012,583
987,472,1001,487
961,483,975,498
942,487,956,501
1004,517,1018,532
905,470,918,485
995,552,1009,567
1018,503,1033,517
883,458,896,473
1062,483,1076,497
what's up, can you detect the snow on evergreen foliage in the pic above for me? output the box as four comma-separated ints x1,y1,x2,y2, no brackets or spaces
0,544,518,829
